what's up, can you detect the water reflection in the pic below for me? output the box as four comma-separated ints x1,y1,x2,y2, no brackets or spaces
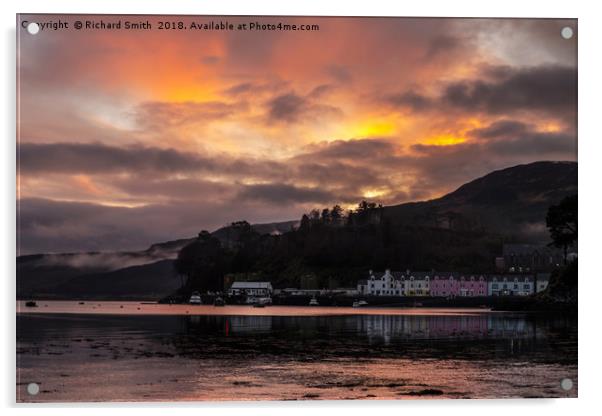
17,313,576,360
181,314,568,342
16,311,577,401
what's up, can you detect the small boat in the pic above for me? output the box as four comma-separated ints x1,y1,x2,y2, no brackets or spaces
253,301,266,308
353,300,368,308
25,301,37,307
189,291,202,305
309,297,319,306
259,297,272,306
214,297,225,306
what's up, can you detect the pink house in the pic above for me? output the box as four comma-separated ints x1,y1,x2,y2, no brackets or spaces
430,273,460,297
430,273,488,297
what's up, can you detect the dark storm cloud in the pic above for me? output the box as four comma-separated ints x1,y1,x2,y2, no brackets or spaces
486,131,576,156
266,91,342,123
18,142,289,180
268,93,306,122
325,65,353,83
19,142,216,174
385,91,433,112
423,34,462,60
224,82,254,95
441,65,576,115
134,100,244,129
468,120,576,156
468,120,529,139
238,184,335,205
413,125,575,160
223,79,290,97
308,84,335,99
297,138,396,161
111,177,236,201
385,65,577,120
19,140,390,197
293,161,384,190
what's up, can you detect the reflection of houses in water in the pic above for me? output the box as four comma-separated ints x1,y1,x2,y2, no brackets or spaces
354,314,535,344
181,315,274,334
225,316,273,333
428,315,489,337
355,315,421,344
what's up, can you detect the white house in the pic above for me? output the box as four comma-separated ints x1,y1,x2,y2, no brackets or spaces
228,281,273,297
488,275,534,296
357,270,431,296
357,269,404,296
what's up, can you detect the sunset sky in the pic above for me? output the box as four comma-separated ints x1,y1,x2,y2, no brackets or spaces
17,15,577,254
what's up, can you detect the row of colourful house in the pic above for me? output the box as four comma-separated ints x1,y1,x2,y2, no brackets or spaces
357,270,550,297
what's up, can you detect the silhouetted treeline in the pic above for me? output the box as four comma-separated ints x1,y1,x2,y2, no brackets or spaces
175,201,502,293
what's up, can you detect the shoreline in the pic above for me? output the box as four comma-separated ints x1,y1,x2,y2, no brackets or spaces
16,298,576,314
16,301,509,317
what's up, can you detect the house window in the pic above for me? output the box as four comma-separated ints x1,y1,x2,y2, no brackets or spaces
524,284,530,290
492,284,498,289
513,284,518,290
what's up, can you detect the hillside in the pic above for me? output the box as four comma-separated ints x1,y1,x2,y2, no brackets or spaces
384,161,577,242
47,260,181,300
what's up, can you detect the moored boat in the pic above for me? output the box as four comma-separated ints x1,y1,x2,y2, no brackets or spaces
309,297,319,306
352,300,368,308
189,291,202,305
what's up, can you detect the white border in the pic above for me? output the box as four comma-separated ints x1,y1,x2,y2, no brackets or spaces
3,1,601,415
